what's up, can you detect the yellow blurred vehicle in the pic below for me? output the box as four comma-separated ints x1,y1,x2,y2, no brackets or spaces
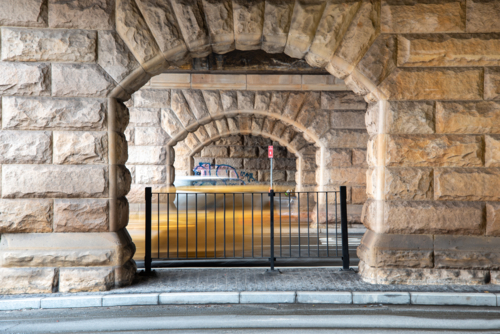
129,180,296,260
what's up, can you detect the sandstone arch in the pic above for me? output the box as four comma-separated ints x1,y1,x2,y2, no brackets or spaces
0,0,499,293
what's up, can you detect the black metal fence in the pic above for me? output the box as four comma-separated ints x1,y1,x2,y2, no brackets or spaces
144,187,350,272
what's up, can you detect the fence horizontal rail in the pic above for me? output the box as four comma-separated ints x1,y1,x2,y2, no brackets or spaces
144,187,350,272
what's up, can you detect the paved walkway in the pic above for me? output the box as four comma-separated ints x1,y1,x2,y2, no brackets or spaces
1,267,498,301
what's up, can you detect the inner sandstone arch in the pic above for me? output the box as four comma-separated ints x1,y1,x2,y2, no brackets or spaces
0,0,499,293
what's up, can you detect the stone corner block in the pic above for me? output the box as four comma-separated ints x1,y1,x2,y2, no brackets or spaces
59,267,115,293
352,292,410,305
410,292,496,307
0,298,41,311
0,268,56,295
159,292,239,304
41,296,102,309
240,291,295,304
102,293,159,307
296,291,352,304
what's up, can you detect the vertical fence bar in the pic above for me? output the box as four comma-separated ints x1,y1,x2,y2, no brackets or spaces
167,193,170,259
261,193,263,258
326,192,329,257
251,193,254,258
205,194,207,258
317,192,319,257
279,192,282,258
224,193,226,258
179,193,180,259
269,189,275,270
340,186,350,270
145,187,152,274
307,192,310,257
157,194,160,259
335,192,338,257
195,193,198,259
242,193,245,258
233,193,235,258
186,193,188,259
298,193,300,257
289,194,291,257
214,194,216,258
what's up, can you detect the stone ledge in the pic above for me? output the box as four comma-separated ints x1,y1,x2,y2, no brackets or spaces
2,290,500,311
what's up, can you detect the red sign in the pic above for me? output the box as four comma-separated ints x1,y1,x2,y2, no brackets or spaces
268,146,274,158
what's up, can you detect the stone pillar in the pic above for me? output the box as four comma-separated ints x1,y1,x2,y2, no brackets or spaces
360,75,500,285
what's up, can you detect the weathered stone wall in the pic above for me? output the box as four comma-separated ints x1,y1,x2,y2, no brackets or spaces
0,0,499,292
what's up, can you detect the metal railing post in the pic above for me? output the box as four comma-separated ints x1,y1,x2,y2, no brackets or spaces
269,189,275,270
340,186,350,270
145,187,152,274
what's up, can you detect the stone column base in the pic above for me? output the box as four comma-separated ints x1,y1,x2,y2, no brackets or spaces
0,230,136,294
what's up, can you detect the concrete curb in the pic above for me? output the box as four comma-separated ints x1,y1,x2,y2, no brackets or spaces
0,292,498,311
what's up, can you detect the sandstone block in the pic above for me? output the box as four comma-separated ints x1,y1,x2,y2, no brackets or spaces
367,101,435,135
436,101,500,134
485,68,500,100
134,89,170,108
54,199,109,232
357,34,397,87
435,235,500,269
334,1,380,67
117,165,132,199
379,68,482,101
325,167,366,186
232,0,265,51
184,133,200,150
127,146,166,165
2,165,108,198
0,230,135,268
134,127,168,146
381,1,465,33
115,133,129,165
171,90,198,129
115,259,137,287
199,0,234,54
0,62,50,96
274,158,296,171
435,168,500,201
193,126,209,144
59,267,114,293
215,158,243,169
0,268,56,295
52,64,116,98
398,34,500,67
244,158,270,170
363,200,485,235
321,92,367,110
261,0,293,53
284,0,325,59
306,1,360,67
319,149,351,168
129,107,160,126
215,136,243,146
54,131,108,164
0,0,47,27
258,170,285,182
247,74,301,91
201,146,228,158
1,28,96,63
2,97,107,130
48,0,114,29
486,203,500,237
202,90,224,116
330,111,366,129
384,168,433,200
351,187,366,204
352,149,367,167
0,199,52,233
386,135,483,167
170,0,211,58
116,0,162,65
230,146,257,158
98,31,141,84
466,0,500,33
320,129,369,149
486,135,500,167
357,230,434,268
0,130,51,164
182,90,210,121
135,165,166,184
359,260,489,285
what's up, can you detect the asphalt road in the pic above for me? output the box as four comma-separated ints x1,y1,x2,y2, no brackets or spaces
2,304,500,333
